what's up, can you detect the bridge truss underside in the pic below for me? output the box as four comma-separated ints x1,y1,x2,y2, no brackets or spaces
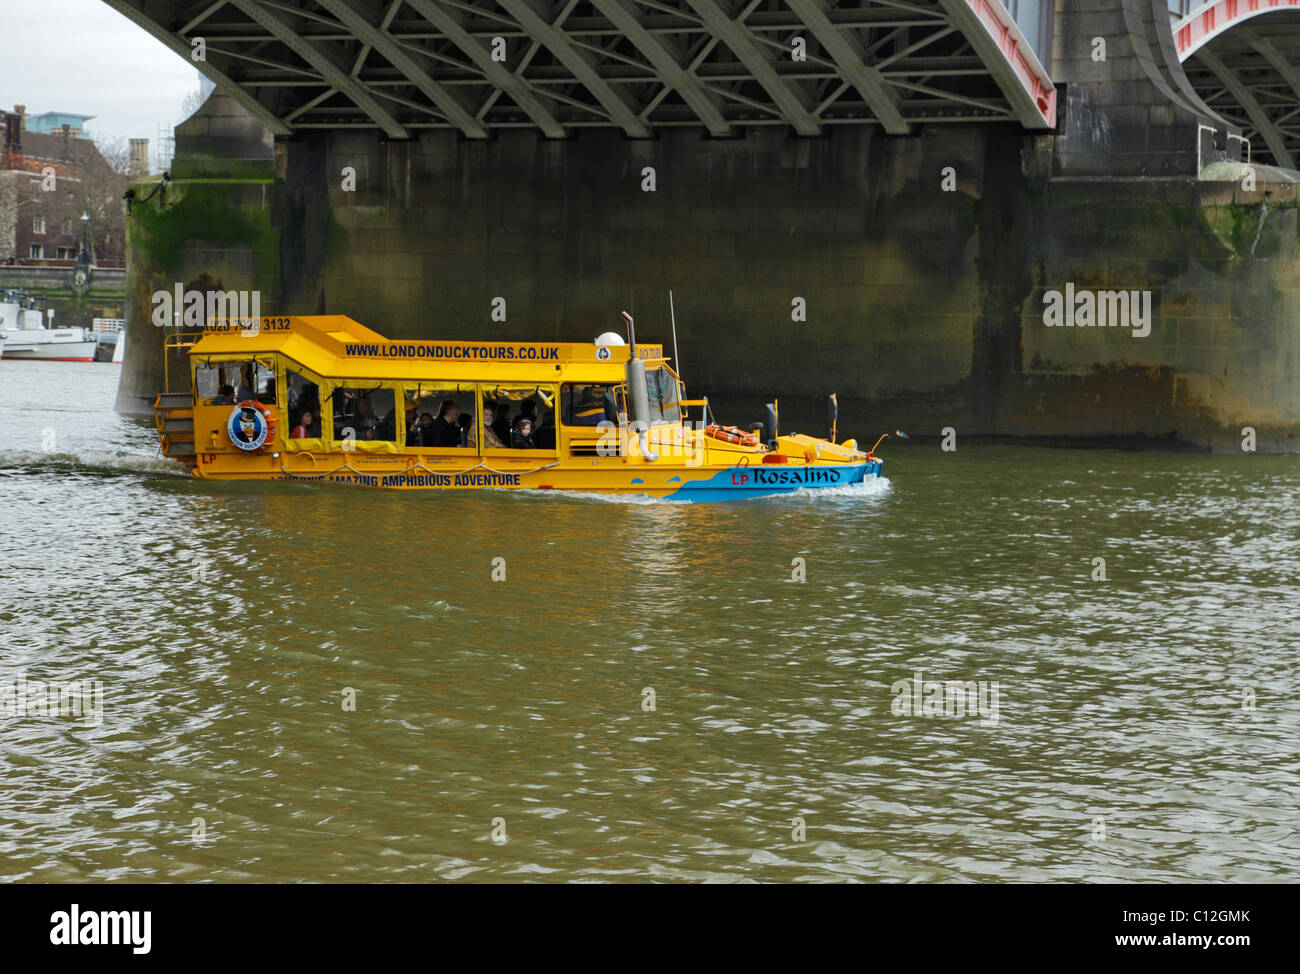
103,0,1055,140
1181,12,1300,170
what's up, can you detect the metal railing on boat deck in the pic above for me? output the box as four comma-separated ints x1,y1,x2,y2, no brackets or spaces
162,331,204,394
155,332,203,463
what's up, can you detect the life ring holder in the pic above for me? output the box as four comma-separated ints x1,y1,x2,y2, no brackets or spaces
227,400,277,452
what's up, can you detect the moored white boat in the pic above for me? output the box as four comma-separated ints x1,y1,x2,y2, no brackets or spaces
1,332,98,361
0,290,96,362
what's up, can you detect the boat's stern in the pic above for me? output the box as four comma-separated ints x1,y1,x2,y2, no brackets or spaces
775,431,882,475
153,393,197,467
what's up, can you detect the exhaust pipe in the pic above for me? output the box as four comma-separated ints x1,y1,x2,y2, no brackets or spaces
620,311,657,460
762,402,779,450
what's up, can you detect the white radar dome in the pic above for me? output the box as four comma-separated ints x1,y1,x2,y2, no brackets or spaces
594,331,626,346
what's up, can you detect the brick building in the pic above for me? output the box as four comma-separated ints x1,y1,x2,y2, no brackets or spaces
0,104,133,267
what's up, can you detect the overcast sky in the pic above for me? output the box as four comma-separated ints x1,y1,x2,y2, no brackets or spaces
0,0,203,146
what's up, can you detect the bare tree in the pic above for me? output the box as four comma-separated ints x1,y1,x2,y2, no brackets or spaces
180,86,208,122
93,135,132,176
64,136,131,264
0,172,36,258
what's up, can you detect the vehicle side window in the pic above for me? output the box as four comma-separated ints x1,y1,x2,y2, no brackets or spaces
485,385,557,450
196,361,254,405
195,364,220,400
333,387,397,443
561,383,618,426
403,383,475,450
286,369,321,438
254,361,276,404
646,369,681,424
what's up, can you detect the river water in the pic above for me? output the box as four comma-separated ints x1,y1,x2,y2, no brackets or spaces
1,361,1296,882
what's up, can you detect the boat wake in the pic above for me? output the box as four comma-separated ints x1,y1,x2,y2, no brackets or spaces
512,487,682,506
767,475,893,503
0,449,191,478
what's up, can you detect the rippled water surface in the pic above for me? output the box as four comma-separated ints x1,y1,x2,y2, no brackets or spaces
1,361,1297,882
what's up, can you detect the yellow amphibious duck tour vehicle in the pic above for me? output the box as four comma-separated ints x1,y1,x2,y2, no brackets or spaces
153,311,888,501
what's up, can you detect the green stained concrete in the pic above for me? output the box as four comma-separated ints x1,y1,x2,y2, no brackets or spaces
115,127,1300,452
129,180,278,279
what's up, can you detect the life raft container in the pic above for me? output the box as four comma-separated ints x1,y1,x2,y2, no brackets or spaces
227,400,277,452
705,424,759,447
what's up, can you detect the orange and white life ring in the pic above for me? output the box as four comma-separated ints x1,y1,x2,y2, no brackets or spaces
705,424,759,447
227,399,277,452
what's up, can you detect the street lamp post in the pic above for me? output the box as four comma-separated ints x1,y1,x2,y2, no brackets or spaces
71,212,93,296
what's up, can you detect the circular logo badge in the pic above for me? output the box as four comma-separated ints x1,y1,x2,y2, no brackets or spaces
227,404,269,451
596,346,611,361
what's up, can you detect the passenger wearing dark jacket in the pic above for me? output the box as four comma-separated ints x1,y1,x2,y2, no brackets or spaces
412,412,435,446
430,400,462,447
510,416,535,450
491,402,512,448
533,412,556,450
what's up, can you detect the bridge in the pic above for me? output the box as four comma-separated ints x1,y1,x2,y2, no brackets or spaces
100,1,1300,453
1177,0,1300,168
104,0,1057,136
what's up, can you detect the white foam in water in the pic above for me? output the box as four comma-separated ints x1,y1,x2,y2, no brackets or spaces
0,449,191,477
770,474,893,503
513,487,681,505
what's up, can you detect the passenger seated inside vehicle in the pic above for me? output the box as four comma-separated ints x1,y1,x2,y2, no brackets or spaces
376,406,396,441
212,384,236,405
299,397,320,432
353,397,379,440
491,402,512,446
291,411,320,438
534,411,556,449
430,400,462,447
511,416,535,449
472,404,505,449
519,400,539,431
411,412,434,446
287,371,320,425
236,367,255,403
